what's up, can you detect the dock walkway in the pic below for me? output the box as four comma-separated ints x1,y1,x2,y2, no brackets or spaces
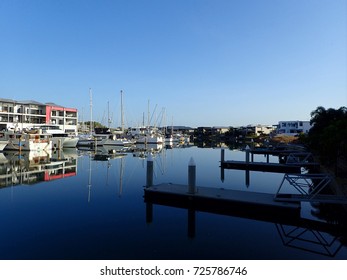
220,148,319,173
144,183,301,216
220,160,302,173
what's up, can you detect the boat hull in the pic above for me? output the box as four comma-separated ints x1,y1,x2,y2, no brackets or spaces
0,140,8,151
2,132,52,151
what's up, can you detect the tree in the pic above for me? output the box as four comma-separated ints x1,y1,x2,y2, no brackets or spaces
308,106,347,174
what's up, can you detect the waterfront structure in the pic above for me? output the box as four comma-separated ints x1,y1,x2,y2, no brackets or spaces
0,98,78,135
277,120,311,136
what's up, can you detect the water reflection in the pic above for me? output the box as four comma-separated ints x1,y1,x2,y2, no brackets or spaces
0,142,346,260
0,149,77,188
145,193,347,258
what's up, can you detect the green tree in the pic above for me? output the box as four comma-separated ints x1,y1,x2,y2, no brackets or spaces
308,106,347,174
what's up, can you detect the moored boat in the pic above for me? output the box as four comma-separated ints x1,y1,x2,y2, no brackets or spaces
0,139,8,151
128,126,164,144
93,127,133,146
2,130,52,151
32,125,79,149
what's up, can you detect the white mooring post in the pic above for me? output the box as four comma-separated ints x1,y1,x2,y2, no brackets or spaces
245,145,250,164
188,157,196,194
146,154,154,187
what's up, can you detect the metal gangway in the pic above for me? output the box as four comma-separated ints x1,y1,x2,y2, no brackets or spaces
274,173,347,204
284,152,320,170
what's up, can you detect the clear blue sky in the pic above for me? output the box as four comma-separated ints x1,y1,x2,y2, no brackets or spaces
1,0,346,128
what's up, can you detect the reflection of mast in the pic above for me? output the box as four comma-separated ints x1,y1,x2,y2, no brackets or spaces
87,153,92,203
89,88,93,134
106,159,111,186
118,157,124,196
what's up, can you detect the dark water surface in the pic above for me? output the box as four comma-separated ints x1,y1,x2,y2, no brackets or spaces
1,145,346,260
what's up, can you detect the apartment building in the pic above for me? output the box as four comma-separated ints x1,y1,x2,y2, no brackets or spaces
0,98,78,135
277,120,311,135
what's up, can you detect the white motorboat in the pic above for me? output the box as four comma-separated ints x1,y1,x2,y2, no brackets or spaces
1,130,52,151
0,140,8,151
129,127,164,144
32,125,79,149
94,128,133,146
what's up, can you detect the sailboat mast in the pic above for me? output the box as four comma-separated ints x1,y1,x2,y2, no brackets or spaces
147,99,150,127
89,88,93,134
108,101,111,128
120,90,124,132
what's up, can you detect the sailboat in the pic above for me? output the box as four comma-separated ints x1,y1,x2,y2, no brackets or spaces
93,90,133,147
129,100,164,145
77,88,96,147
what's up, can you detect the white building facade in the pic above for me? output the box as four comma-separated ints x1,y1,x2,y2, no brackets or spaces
277,121,311,136
0,98,78,135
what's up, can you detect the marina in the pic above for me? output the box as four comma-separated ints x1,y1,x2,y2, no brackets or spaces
0,143,346,260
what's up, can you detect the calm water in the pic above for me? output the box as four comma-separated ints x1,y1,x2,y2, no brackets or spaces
0,144,346,260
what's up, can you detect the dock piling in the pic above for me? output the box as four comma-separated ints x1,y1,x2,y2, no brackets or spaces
245,145,250,165
188,157,196,194
146,154,154,187
221,149,225,163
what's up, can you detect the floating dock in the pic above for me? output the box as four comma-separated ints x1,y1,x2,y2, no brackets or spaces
144,183,301,219
220,160,302,173
250,148,306,156
144,157,347,240
219,148,320,173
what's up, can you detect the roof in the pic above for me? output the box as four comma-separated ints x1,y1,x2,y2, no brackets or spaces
17,100,45,105
0,98,16,103
45,102,65,107
0,98,70,109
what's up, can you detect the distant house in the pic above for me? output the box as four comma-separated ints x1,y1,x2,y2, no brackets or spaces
245,124,275,136
277,121,311,136
195,126,229,138
165,126,195,135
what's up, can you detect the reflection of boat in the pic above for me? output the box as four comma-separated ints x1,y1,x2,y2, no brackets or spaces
1,131,52,151
93,146,128,161
32,125,79,149
132,143,163,158
77,134,95,147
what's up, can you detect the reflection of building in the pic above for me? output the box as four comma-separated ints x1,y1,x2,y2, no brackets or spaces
277,121,311,136
0,150,77,188
0,98,78,135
